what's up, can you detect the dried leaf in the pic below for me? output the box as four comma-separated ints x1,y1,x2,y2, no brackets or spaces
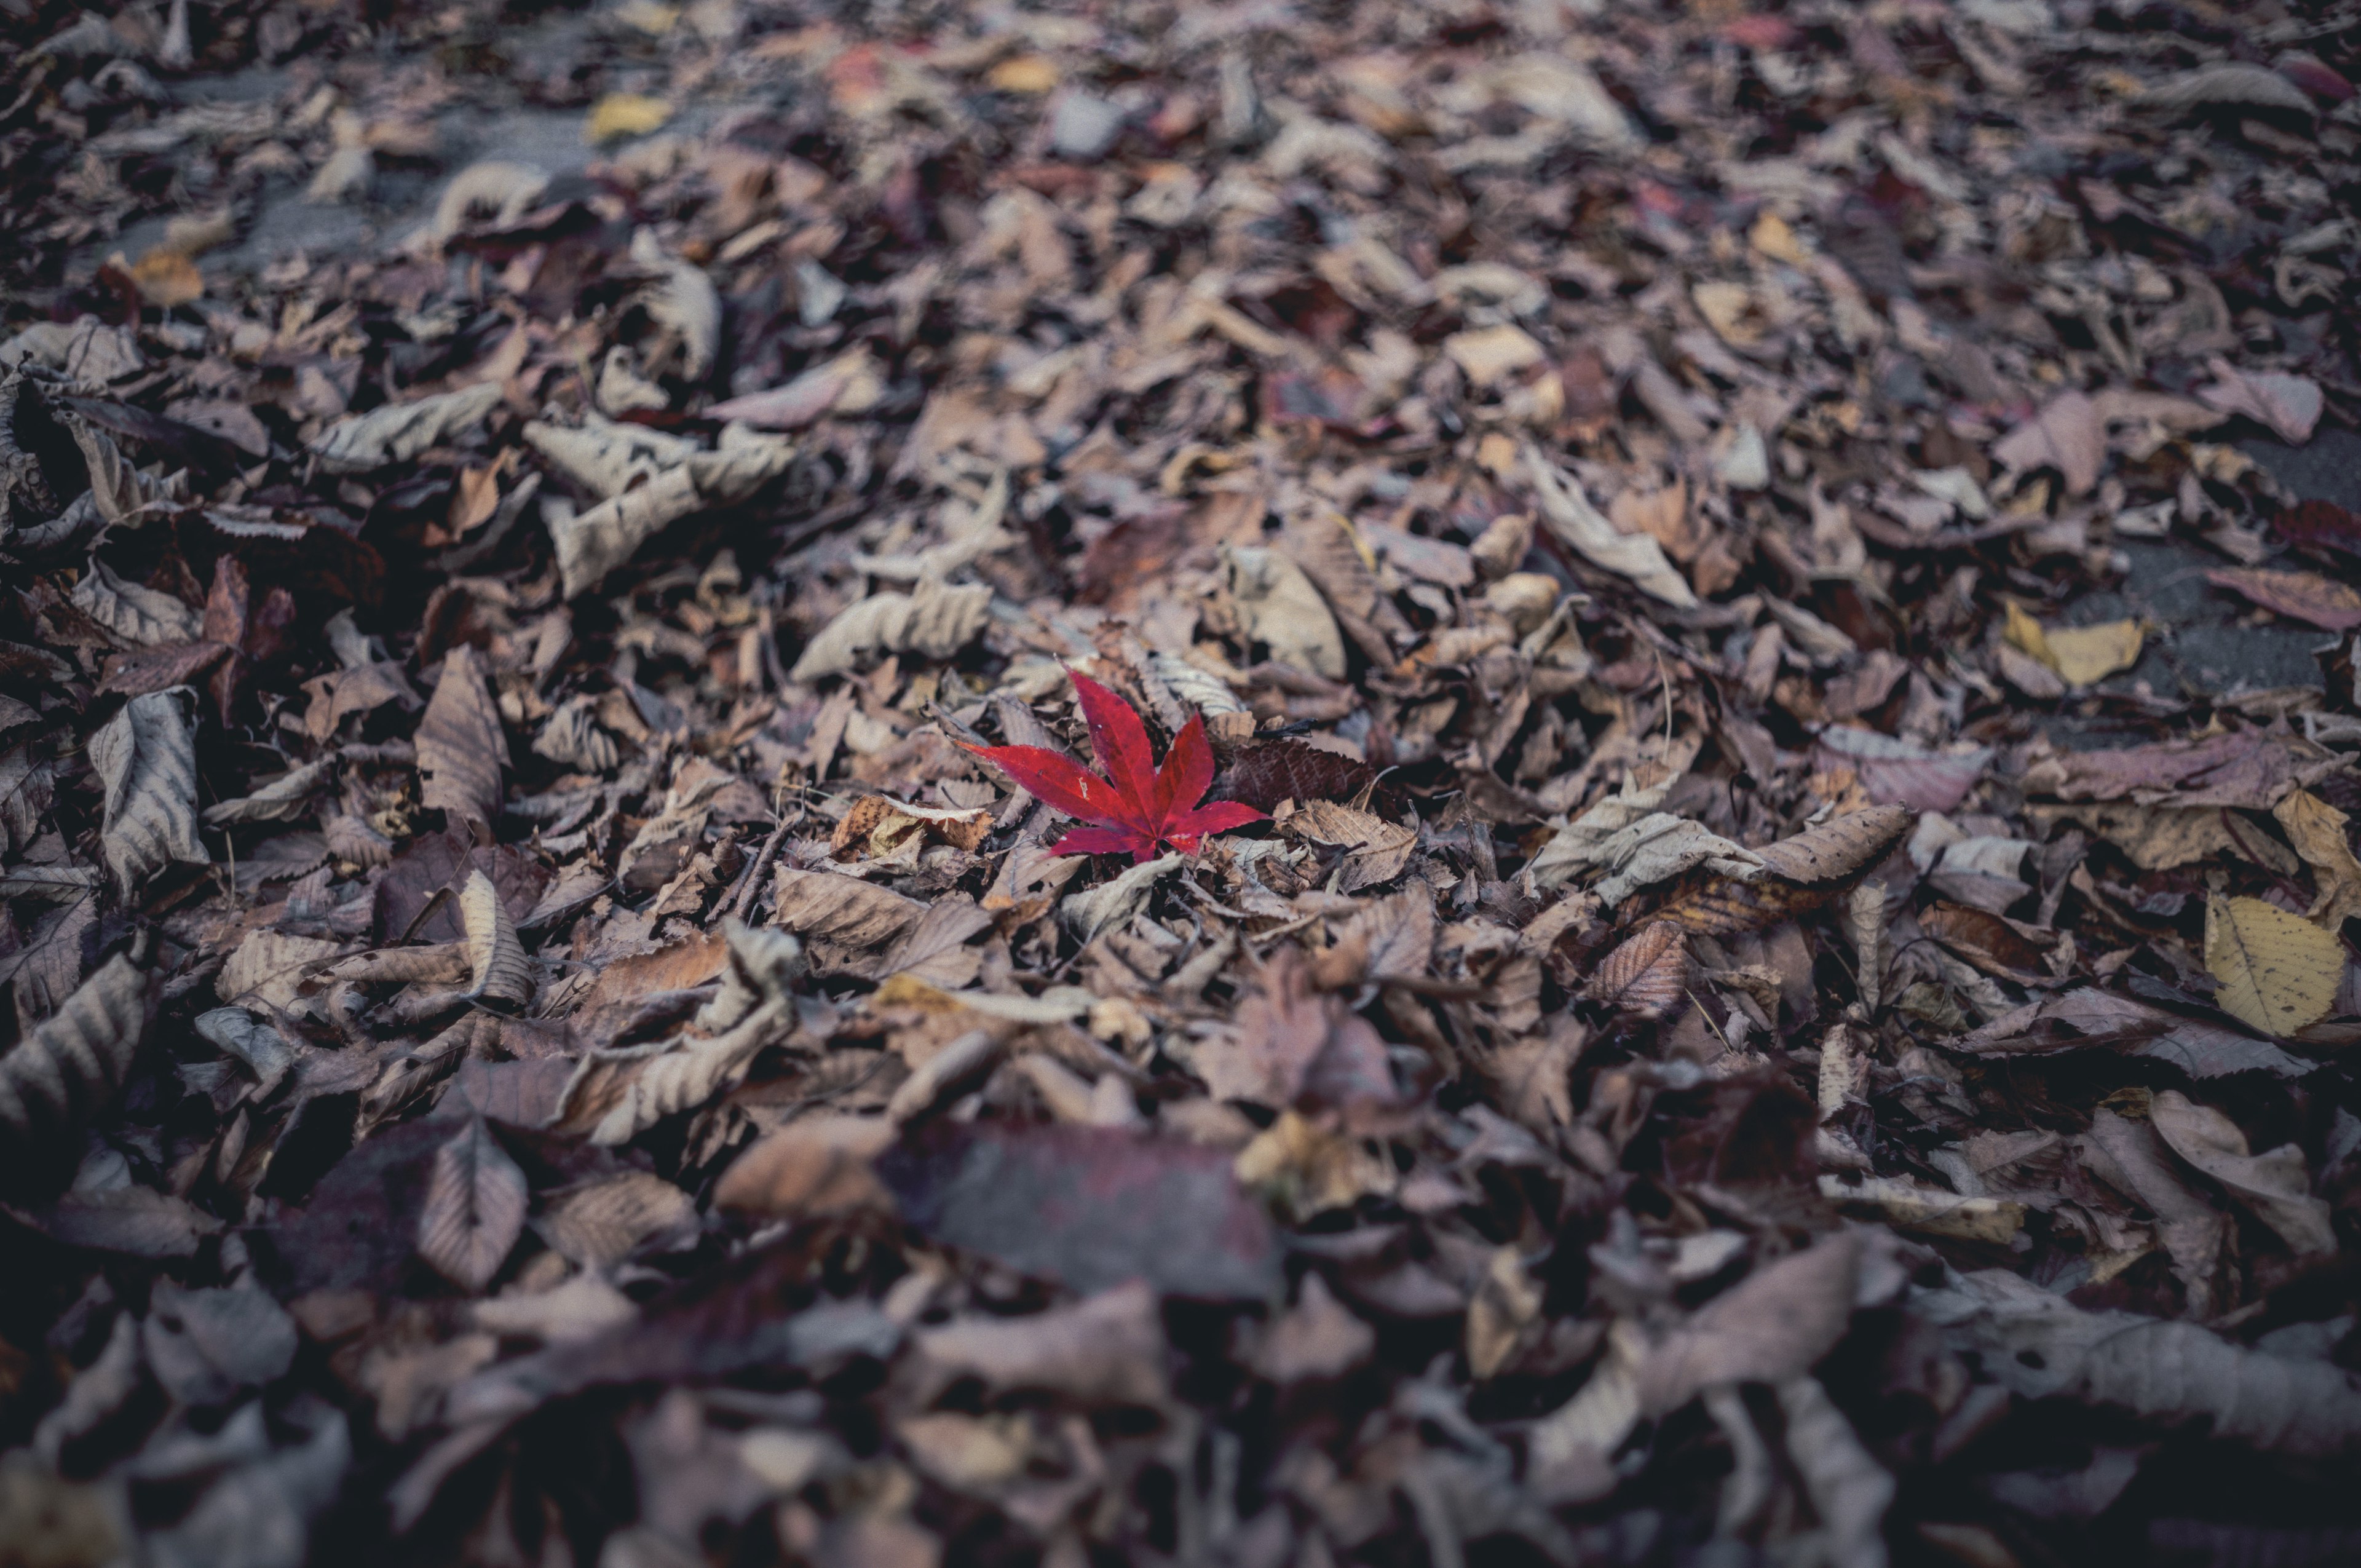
2005,604,2145,686
72,558,202,645
203,758,331,825
1281,799,1415,892
2196,360,2323,445
2272,790,2361,929
416,644,507,834
1221,544,1347,679
789,577,992,681
714,1114,896,1216
770,868,925,974
587,92,671,143
552,432,794,598
1752,804,1915,884
1960,988,2311,1079
1582,921,1690,1017
2150,1090,2336,1256
0,951,152,1176
91,687,206,896
415,1115,528,1292
2205,895,2341,1037
1638,1232,1859,1416
1812,729,1990,814
2205,568,2361,632
1523,443,1696,608
459,868,532,1005
309,382,502,474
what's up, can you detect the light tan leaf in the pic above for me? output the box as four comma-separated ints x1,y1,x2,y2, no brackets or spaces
1775,1377,1894,1568
1582,922,1689,1017
523,411,698,499
202,758,331,825
91,687,206,896
1818,1174,2023,1244
218,930,342,1013
1280,800,1417,893
0,951,152,1159
71,559,202,646
1061,853,1182,941
310,382,502,474
1444,324,1544,388
1522,443,1697,608
2082,1108,2228,1318
2204,894,2340,1037
2272,790,2361,929
459,868,532,1005
628,229,719,381
429,160,550,240
301,662,420,742
536,1170,698,1268
416,644,507,834
2004,603,2144,686
312,943,472,988
1991,389,2104,496
2150,1090,2336,1256
2137,62,2316,118
415,1115,528,1292
1220,544,1347,680
770,868,925,975
713,1114,896,1216
786,577,993,681
551,432,794,598
1751,804,1915,885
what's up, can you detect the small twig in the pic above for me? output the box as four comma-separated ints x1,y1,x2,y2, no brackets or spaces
725,814,794,925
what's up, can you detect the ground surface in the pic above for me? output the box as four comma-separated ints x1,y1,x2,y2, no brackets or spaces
4,2,2361,1566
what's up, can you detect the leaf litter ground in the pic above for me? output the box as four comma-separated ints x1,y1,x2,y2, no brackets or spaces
4,1,2361,1566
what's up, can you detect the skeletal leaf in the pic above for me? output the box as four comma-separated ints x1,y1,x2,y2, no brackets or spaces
0,950,152,1167
416,1114,529,1292
416,644,507,834
1582,922,1689,1016
91,687,206,895
1523,443,1697,608
2204,895,2340,1037
459,868,532,1005
1220,544,1347,680
788,577,994,683
72,559,202,645
202,757,331,825
309,382,503,474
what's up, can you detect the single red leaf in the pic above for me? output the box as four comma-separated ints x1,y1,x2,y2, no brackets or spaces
963,668,1268,861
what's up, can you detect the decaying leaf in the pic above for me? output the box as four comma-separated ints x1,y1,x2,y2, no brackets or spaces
90,687,206,895
1220,544,1347,679
2205,894,2341,1037
2271,790,2361,929
309,383,503,473
459,868,532,1005
2149,1090,2336,1256
550,429,794,598
0,950,152,1178
2004,604,2145,687
1523,443,1696,608
1581,921,1689,1016
788,577,993,681
415,645,507,835
415,1115,528,1291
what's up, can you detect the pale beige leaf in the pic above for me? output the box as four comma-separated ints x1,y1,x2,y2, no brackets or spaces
523,411,697,499
1522,443,1697,608
787,577,994,681
1061,853,1182,941
90,687,206,896
536,1170,698,1268
202,757,332,825
1638,1232,1860,1415
629,229,720,381
416,644,507,833
459,868,532,1005
2082,1109,2229,1317
2272,790,2361,929
71,559,202,646
218,930,342,1012
415,1115,528,1292
309,382,502,474
552,432,794,598
1220,544,1347,681
770,867,925,975
314,942,472,988
2204,894,2341,1037
0,951,151,1149
1776,1377,1894,1568
429,160,550,241
1281,800,1417,892
2150,1090,2336,1256
714,1114,896,1217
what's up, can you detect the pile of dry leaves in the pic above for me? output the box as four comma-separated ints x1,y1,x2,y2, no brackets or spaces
4,0,2361,1563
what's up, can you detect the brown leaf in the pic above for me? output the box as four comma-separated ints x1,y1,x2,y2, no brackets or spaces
1208,738,1381,814
770,867,927,976
0,951,153,1185
1638,1232,1860,1416
2205,568,2361,632
1750,804,1915,885
459,868,532,1005
415,644,507,835
713,1114,896,1217
414,1114,528,1293
2020,729,2295,807
1583,921,1690,1017
1958,989,2311,1079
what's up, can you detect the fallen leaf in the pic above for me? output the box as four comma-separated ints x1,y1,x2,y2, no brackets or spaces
586,92,672,143
1583,921,1689,1017
90,688,206,896
415,645,507,836
2204,567,2361,631
2006,604,2145,686
2150,1090,2336,1256
2205,894,2341,1037
414,1115,528,1292
2272,790,2361,929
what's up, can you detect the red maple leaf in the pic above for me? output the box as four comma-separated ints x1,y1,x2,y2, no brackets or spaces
963,670,1267,861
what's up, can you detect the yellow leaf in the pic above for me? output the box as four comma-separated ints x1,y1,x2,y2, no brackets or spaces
585,93,671,145
1749,210,1806,265
987,55,1058,93
615,0,678,31
2205,894,2342,1037
2044,620,2144,685
127,248,203,307
2272,790,2361,930
2004,602,2143,686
